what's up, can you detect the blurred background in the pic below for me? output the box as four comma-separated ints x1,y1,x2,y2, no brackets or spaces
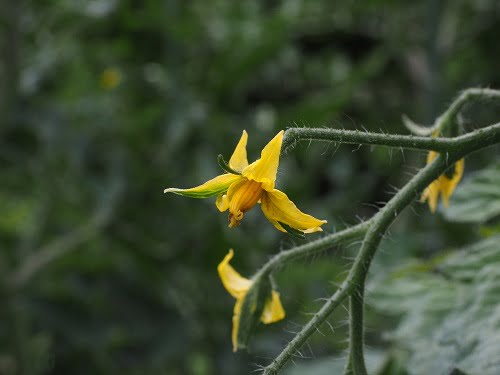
1,1,500,374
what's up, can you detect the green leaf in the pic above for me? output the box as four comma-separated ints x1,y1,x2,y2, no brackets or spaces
372,235,500,375
444,162,500,223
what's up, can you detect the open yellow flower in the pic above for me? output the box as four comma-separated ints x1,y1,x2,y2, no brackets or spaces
421,150,464,213
218,249,285,351
165,130,327,233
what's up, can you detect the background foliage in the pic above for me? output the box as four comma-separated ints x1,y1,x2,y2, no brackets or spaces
1,1,499,374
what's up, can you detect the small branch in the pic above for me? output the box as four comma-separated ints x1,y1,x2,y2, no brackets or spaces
281,122,500,155
262,119,500,375
262,278,354,375
434,88,500,133
255,221,372,279
403,87,500,135
262,153,449,375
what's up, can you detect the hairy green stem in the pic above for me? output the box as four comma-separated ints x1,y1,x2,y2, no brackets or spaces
262,118,499,375
255,221,372,279
261,152,449,375
343,354,354,375
282,122,500,155
349,287,367,375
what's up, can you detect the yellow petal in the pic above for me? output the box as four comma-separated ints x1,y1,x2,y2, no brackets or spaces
261,291,285,324
421,180,440,213
164,174,242,198
227,179,264,228
441,158,464,207
229,130,249,172
216,194,229,212
421,150,441,213
426,150,438,164
232,297,244,352
242,130,284,191
260,189,327,233
217,249,252,299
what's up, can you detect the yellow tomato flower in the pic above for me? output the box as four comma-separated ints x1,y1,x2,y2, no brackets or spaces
218,249,285,351
421,150,464,213
164,130,327,233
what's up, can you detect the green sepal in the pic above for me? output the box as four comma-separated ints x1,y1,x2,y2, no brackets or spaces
279,221,306,239
165,186,229,199
401,114,435,136
217,154,242,175
164,174,241,198
236,276,272,350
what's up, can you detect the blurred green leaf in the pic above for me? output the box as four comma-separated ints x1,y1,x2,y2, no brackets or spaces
444,161,500,223
372,235,500,375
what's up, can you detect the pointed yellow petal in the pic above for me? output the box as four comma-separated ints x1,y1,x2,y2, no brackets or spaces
426,150,438,164
242,131,284,191
229,130,249,172
261,291,285,324
441,158,464,207
232,297,244,352
217,249,252,299
261,189,327,233
165,174,242,198
216,194,230,212
421,150,441,213
421,180,440,213
450,158,464,187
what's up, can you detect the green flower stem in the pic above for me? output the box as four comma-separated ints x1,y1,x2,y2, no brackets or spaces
255,220,372,280
262,118,500,375
281,122,500,155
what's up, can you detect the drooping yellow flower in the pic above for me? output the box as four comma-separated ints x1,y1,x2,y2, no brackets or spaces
165,130,327,233
218,249,285,351
421,150,464,213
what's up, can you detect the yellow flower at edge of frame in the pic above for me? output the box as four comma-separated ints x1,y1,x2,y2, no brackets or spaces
217,249,285,352
421,150,464,213
164,130,327,233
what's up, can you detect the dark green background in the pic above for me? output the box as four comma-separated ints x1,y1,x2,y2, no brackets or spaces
1,1,499,374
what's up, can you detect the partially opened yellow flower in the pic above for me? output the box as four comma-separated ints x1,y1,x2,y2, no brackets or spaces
165,130,327,234
218,249,285,351
421,150,464,213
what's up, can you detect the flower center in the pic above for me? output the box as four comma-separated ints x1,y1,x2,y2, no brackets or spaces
228,179,263,227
